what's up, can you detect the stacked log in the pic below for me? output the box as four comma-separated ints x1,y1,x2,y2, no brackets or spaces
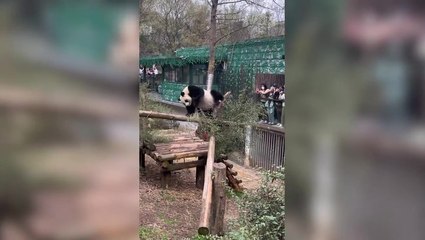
215,155,243,192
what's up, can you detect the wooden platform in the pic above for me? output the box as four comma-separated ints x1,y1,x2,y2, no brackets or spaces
140,131,209,188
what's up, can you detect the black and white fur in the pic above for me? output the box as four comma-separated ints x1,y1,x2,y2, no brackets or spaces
179,85,224,116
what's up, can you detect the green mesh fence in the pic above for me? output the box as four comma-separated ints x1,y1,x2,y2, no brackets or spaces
175,45,228,64
141,35,284,97
222,36,284,94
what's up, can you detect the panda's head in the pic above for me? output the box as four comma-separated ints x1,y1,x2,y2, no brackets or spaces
179,86,192,106
178,85,204,107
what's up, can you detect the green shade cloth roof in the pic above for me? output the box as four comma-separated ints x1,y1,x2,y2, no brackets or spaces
175,45,228,63
140,35,284,68
140,56,186,67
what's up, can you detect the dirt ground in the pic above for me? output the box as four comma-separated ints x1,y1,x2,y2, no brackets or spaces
139,155,241,240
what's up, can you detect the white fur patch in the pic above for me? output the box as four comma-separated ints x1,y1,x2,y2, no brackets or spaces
179,86,192,106
179,86,217,111
197,90,215,110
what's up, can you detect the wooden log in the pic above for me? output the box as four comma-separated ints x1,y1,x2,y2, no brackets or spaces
158,150,208,162
226,169,243,192
221,160,233,169
198,136,216,236
155,146,209,154
163,159,206,172
140,111,199,122
154,139,204,147
211,162,227,236
139,148,145,170
228,168,238,176
155,142,209,151
216,154,228,162
140,110,247,126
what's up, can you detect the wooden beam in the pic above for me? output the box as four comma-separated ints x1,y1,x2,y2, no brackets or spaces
163,159,206,171
157,150,209,162
198,136,216,235
140,110,198,122
140,111,286,135
140,110,254,127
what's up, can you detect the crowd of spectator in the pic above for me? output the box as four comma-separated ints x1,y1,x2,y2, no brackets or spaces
256,83,285,127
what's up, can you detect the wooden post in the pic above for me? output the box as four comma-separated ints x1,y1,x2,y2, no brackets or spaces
140,147,146,170
196,156,206,189
143,65,147,82
244,125,252,167
161,161,173,188
198,136,215,235
211,162,227,236
161,169,171,188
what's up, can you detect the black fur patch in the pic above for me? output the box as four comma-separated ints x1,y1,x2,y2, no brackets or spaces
186,105,196,116
187,85,204,107
210,89,224,104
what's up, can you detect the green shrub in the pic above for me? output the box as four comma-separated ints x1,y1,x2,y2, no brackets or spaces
193,167,285,240
197,88,263,156
231,167,285,240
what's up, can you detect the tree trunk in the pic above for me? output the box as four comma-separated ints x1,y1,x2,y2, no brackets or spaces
207,0,219,91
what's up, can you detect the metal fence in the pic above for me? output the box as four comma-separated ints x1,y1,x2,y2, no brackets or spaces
248,125,285,171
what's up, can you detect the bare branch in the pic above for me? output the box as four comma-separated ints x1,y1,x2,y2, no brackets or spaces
216,11,242,16
244,0,274,10
215,24,251,44
217,0,246,5
217,18,243,21
272,0,284,9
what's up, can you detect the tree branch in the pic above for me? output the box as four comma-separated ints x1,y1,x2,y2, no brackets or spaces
216,11,242,16
217,0,246,6
244,0,274,10
217,18,243,21
215,24,251,44
272,0,284,9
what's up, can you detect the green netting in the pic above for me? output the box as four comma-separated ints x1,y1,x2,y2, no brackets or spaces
141,35,285,97
140,56,186,67
175,46,228,64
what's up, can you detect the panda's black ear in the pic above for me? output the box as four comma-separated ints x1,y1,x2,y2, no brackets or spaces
188,85,204,99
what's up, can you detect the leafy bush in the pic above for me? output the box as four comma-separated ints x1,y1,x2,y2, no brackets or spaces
193,167,285,240
232,167,285,240
197,88,263,156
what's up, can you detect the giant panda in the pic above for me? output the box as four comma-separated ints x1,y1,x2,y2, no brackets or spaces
179,85,224,116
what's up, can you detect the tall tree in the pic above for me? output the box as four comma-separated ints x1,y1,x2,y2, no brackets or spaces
205,0,284,91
